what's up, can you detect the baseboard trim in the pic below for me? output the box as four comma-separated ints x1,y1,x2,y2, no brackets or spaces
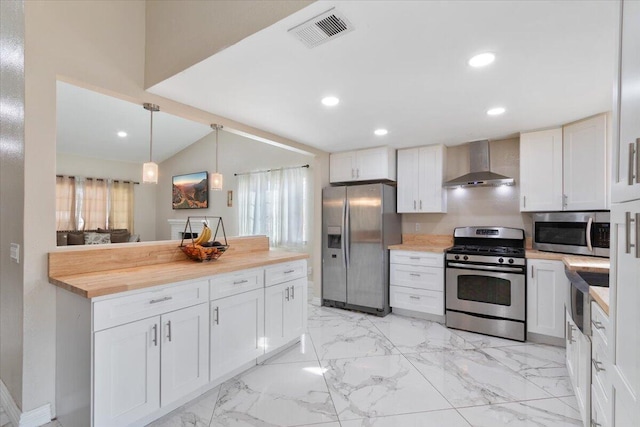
0,380,52,427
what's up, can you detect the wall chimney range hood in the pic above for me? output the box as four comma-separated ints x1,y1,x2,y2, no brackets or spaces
443,140,515,188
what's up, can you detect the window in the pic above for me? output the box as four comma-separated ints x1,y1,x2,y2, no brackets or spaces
237,166,309,249
55,176,135,231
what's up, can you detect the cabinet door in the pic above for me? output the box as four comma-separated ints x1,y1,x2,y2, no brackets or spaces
565,311,578,384
397,148,419,212
94,317,160,427
160,303,209,407
329,151,356,183
563,114,608,211
210,289,264,381
526,259,568,338
519,129,563,211
264,282,287,352
417,145,447,213
612,0,640,203
284,278,307,341
356,147,390,181
575,326,591,426
610,201,640,424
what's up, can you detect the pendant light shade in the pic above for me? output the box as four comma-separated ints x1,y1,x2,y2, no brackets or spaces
210,124,223,191
143,103,160,184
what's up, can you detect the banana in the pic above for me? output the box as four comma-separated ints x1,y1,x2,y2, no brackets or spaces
195,225,211,245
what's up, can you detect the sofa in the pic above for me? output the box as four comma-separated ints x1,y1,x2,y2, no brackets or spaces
56,228,140,246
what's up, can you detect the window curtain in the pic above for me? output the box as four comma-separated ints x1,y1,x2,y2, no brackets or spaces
78,178,108,230
55,175,76,230
237,166,309,249
109,180,134,231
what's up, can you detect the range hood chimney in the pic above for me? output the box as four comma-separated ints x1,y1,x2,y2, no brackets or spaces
443,140,515,188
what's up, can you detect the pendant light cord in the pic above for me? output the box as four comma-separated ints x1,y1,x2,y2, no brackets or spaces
149,109,154,162
212,124,223,173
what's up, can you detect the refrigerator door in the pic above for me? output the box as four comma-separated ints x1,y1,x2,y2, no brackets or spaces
346,184,385,309
322,187,347,303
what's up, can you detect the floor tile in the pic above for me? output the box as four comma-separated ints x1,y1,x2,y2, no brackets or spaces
263,333,318,365
370,314,475,354
147,386,220,427
309,317,399,360
339,409,472,426
406,349,550,408
457,397,582,426
450,330,528,349
559,395,580,412
307,305,366,328
321,354,451,420
211,361,337,427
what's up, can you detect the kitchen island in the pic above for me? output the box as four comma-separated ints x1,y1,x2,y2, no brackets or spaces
49,236,309,427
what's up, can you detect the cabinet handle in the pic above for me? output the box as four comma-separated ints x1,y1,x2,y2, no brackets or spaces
409,257,421,260
166,320,172,342
284,269,295,274
626,212,633,254
531,266,535,279
592,320,605,331
591,420,602,427
635,213,640,259
357,168,360,178
291,285,295,299
285,287,290,301
351,168,355,178
629,142,637,185
233,279,249,285
152,324,158,347
409,273,421,277
150,296,173,304
592,358,605,372
635,138,640,184
563,194,568,208
419,200,422,210
409,295,421,300
413,200,417,210
567,323,575,343
523,195,526,208
213,307,219,325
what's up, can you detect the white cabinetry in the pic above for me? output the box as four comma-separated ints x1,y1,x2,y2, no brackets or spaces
397,145,447,213
590,301,611,427
566,308,591,426
389,250,444,317
330,146,396,183
563,115,609,211
526,259,568,339
264,260,307,353
519,128,563,211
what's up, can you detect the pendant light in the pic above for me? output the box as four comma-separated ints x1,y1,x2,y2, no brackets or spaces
210,124,223,190
142,103,160,184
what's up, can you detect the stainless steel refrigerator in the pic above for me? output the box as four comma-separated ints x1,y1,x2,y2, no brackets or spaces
322,183,401,316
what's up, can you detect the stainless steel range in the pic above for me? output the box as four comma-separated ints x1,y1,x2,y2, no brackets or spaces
445,226,527,341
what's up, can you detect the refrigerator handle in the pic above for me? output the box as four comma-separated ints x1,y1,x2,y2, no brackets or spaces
345,199,351,269
341,200,347,269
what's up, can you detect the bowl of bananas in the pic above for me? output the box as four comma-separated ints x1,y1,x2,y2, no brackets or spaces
179,216,229,262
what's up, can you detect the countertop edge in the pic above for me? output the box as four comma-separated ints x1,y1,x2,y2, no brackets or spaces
589,286,610,316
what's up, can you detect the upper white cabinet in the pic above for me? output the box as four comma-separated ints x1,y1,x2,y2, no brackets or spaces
526,259,568,339
397,144,447,213
563,114,609,211
612,0,640,203
519,114,609,212
519,128,563,211
330,146,396,183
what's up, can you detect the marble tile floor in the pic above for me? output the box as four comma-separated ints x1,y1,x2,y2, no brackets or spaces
2,305,579,427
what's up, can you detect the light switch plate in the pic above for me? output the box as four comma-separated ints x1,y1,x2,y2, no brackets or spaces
10,243,19,263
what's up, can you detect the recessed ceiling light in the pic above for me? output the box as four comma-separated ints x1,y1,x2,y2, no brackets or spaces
487,107,506,116
321,96,340,107
117,131,127,138
468,52,495,68
374,129,388,136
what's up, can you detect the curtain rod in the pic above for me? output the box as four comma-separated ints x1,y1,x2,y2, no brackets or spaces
56,175,140,185
234,164,310,177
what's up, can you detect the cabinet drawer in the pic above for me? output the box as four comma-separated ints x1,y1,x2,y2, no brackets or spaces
591,301,609,346
210,268,264,300
591,330,611,401
390,250,443,267
390,286,444,315
592,383,611,427
93,280,209,331
265,260,306,287
390,264,443,292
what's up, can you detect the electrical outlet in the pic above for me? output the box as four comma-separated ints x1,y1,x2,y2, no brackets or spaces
415,223,421,232
10,243,19,263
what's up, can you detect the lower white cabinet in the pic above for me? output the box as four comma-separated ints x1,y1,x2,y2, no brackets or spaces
566,308,591,426
94,303,209,427
389,250,444,316
527,259,569,338
210,288,264,380
590,301,611,427
265,277,307,353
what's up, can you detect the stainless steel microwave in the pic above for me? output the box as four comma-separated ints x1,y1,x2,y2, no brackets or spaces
532,212,610,257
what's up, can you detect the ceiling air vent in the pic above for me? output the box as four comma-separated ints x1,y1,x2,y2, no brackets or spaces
288,8,354,49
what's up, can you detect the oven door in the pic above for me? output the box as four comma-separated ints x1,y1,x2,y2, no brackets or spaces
445,266,525,321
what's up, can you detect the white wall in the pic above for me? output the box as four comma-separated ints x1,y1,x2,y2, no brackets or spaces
56,153,157,241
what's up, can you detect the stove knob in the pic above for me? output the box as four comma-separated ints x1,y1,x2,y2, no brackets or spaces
463,255,468,261
508,258,514,264
498,258,504,263
454,255,460,260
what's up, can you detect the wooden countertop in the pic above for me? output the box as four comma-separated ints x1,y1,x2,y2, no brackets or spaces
562,256,610,274
590,286,609,316
388,244,450,253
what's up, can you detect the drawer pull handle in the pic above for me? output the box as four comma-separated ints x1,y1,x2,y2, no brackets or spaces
592,320,605,330
409,257,421,260
409,295,421,300
409,273,421,277
150,296,173,304
213,307,219,325
233,279,249,285
284,269,295,274
592,359,605,373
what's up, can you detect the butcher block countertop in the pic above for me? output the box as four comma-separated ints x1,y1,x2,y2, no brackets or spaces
387,243,451,253
590,287,610,316
49,236,308,299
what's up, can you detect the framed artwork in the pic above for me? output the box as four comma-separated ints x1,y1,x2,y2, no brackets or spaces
172,171,208,209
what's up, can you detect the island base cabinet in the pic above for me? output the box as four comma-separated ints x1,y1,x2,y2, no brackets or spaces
210,289,264,381
566,308,591,427
264,277,307,353
94,317,160,427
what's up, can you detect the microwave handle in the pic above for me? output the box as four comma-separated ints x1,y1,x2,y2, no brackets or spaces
586,217,593,252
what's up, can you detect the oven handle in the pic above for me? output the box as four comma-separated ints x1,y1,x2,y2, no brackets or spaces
447,262,523,273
